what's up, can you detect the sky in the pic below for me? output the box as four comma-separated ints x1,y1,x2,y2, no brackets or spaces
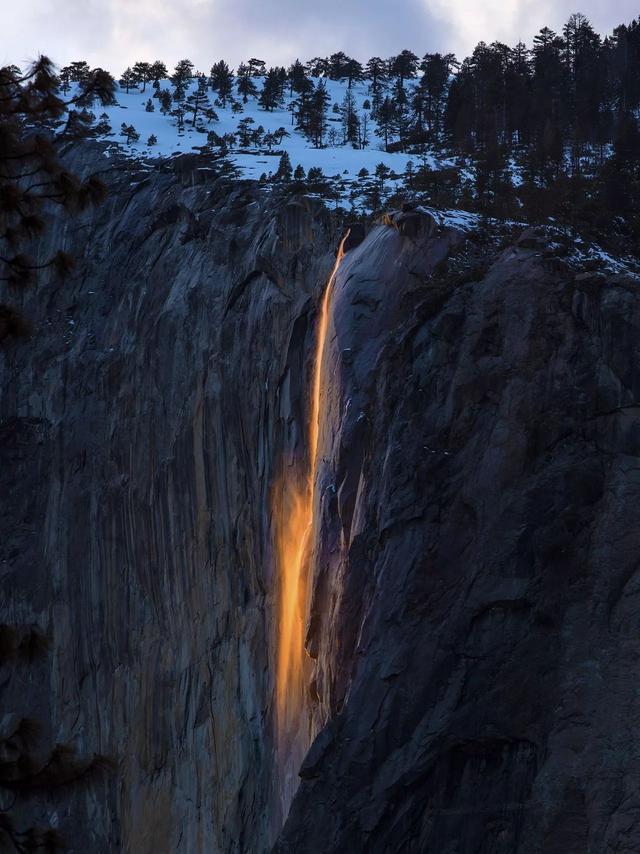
3,0,638,73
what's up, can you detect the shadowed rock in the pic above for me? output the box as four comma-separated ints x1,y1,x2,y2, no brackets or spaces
2,148,640,853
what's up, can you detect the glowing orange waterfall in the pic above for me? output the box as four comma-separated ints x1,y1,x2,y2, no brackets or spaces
273,232,350,802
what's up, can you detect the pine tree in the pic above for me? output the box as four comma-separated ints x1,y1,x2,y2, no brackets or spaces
67,61,91,83
530,117,564,186
95,112,112,134
375,97,395,151
609,21,640,113
275,67,288,100
173,80,187,102
443,43,509,154
411,83,427,139
374,162,391,199
0,57,115,309
119,66,137,93
120,122,140,144
210,60,234,107
359,110,370,149
523,27,566,187
172,106,185,132
289,69,314,129
248,58,267,77
157,89,173,114
288,59,308,96
365,56,387,101
475,139,512,217
58,65,72,94
341,88,360,145
505,42,531,146
273,126,290,145
598,111,640,218
405,160,415,192
307,166,327,190
275,151,293,180
344,58,364,89
328,52,350,80
172,59,194,82
363,180,382,213
306,80,330,147
150,61,168,82
263,131,275,150
390,49,419,85
206,129,222,149
562,13,605,171
391,77,410,148
185,76,212,127
258,68,283,111
326,126,339,147
236,117,255,147
613,110,640,168
306,57,329,77
237,63,258,102
419,52,455,145
147,134,157,146
171,59,194,101
133,61,152,91
251,124,265,147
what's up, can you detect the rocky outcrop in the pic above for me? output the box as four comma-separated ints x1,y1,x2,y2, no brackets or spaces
2,148,640,853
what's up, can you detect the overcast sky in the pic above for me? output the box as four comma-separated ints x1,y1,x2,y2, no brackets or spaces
3,0,638,73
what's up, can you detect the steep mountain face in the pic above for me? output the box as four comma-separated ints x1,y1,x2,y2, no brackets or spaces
2,150,640,853
1,151,340,852
278,222,640,853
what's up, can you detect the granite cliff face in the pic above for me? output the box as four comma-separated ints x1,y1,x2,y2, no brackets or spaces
2,151,640,853
279,220,640,853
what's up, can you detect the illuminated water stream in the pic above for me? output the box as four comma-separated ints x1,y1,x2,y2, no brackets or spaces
272,232,350,809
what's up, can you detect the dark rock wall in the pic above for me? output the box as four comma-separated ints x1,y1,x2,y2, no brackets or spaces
277,224,640,853
0,156,340,852
2,151,640,853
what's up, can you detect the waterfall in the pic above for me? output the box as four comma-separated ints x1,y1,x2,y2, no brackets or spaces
272,231,351,815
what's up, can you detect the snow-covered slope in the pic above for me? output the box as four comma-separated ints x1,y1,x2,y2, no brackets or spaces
76,75,640,276
88,76,450,188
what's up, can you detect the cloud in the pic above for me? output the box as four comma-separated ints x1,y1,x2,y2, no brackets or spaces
2,0,453,73
213,0,456,65
1,0,638,73
429,0,548,53
429,0,638,56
